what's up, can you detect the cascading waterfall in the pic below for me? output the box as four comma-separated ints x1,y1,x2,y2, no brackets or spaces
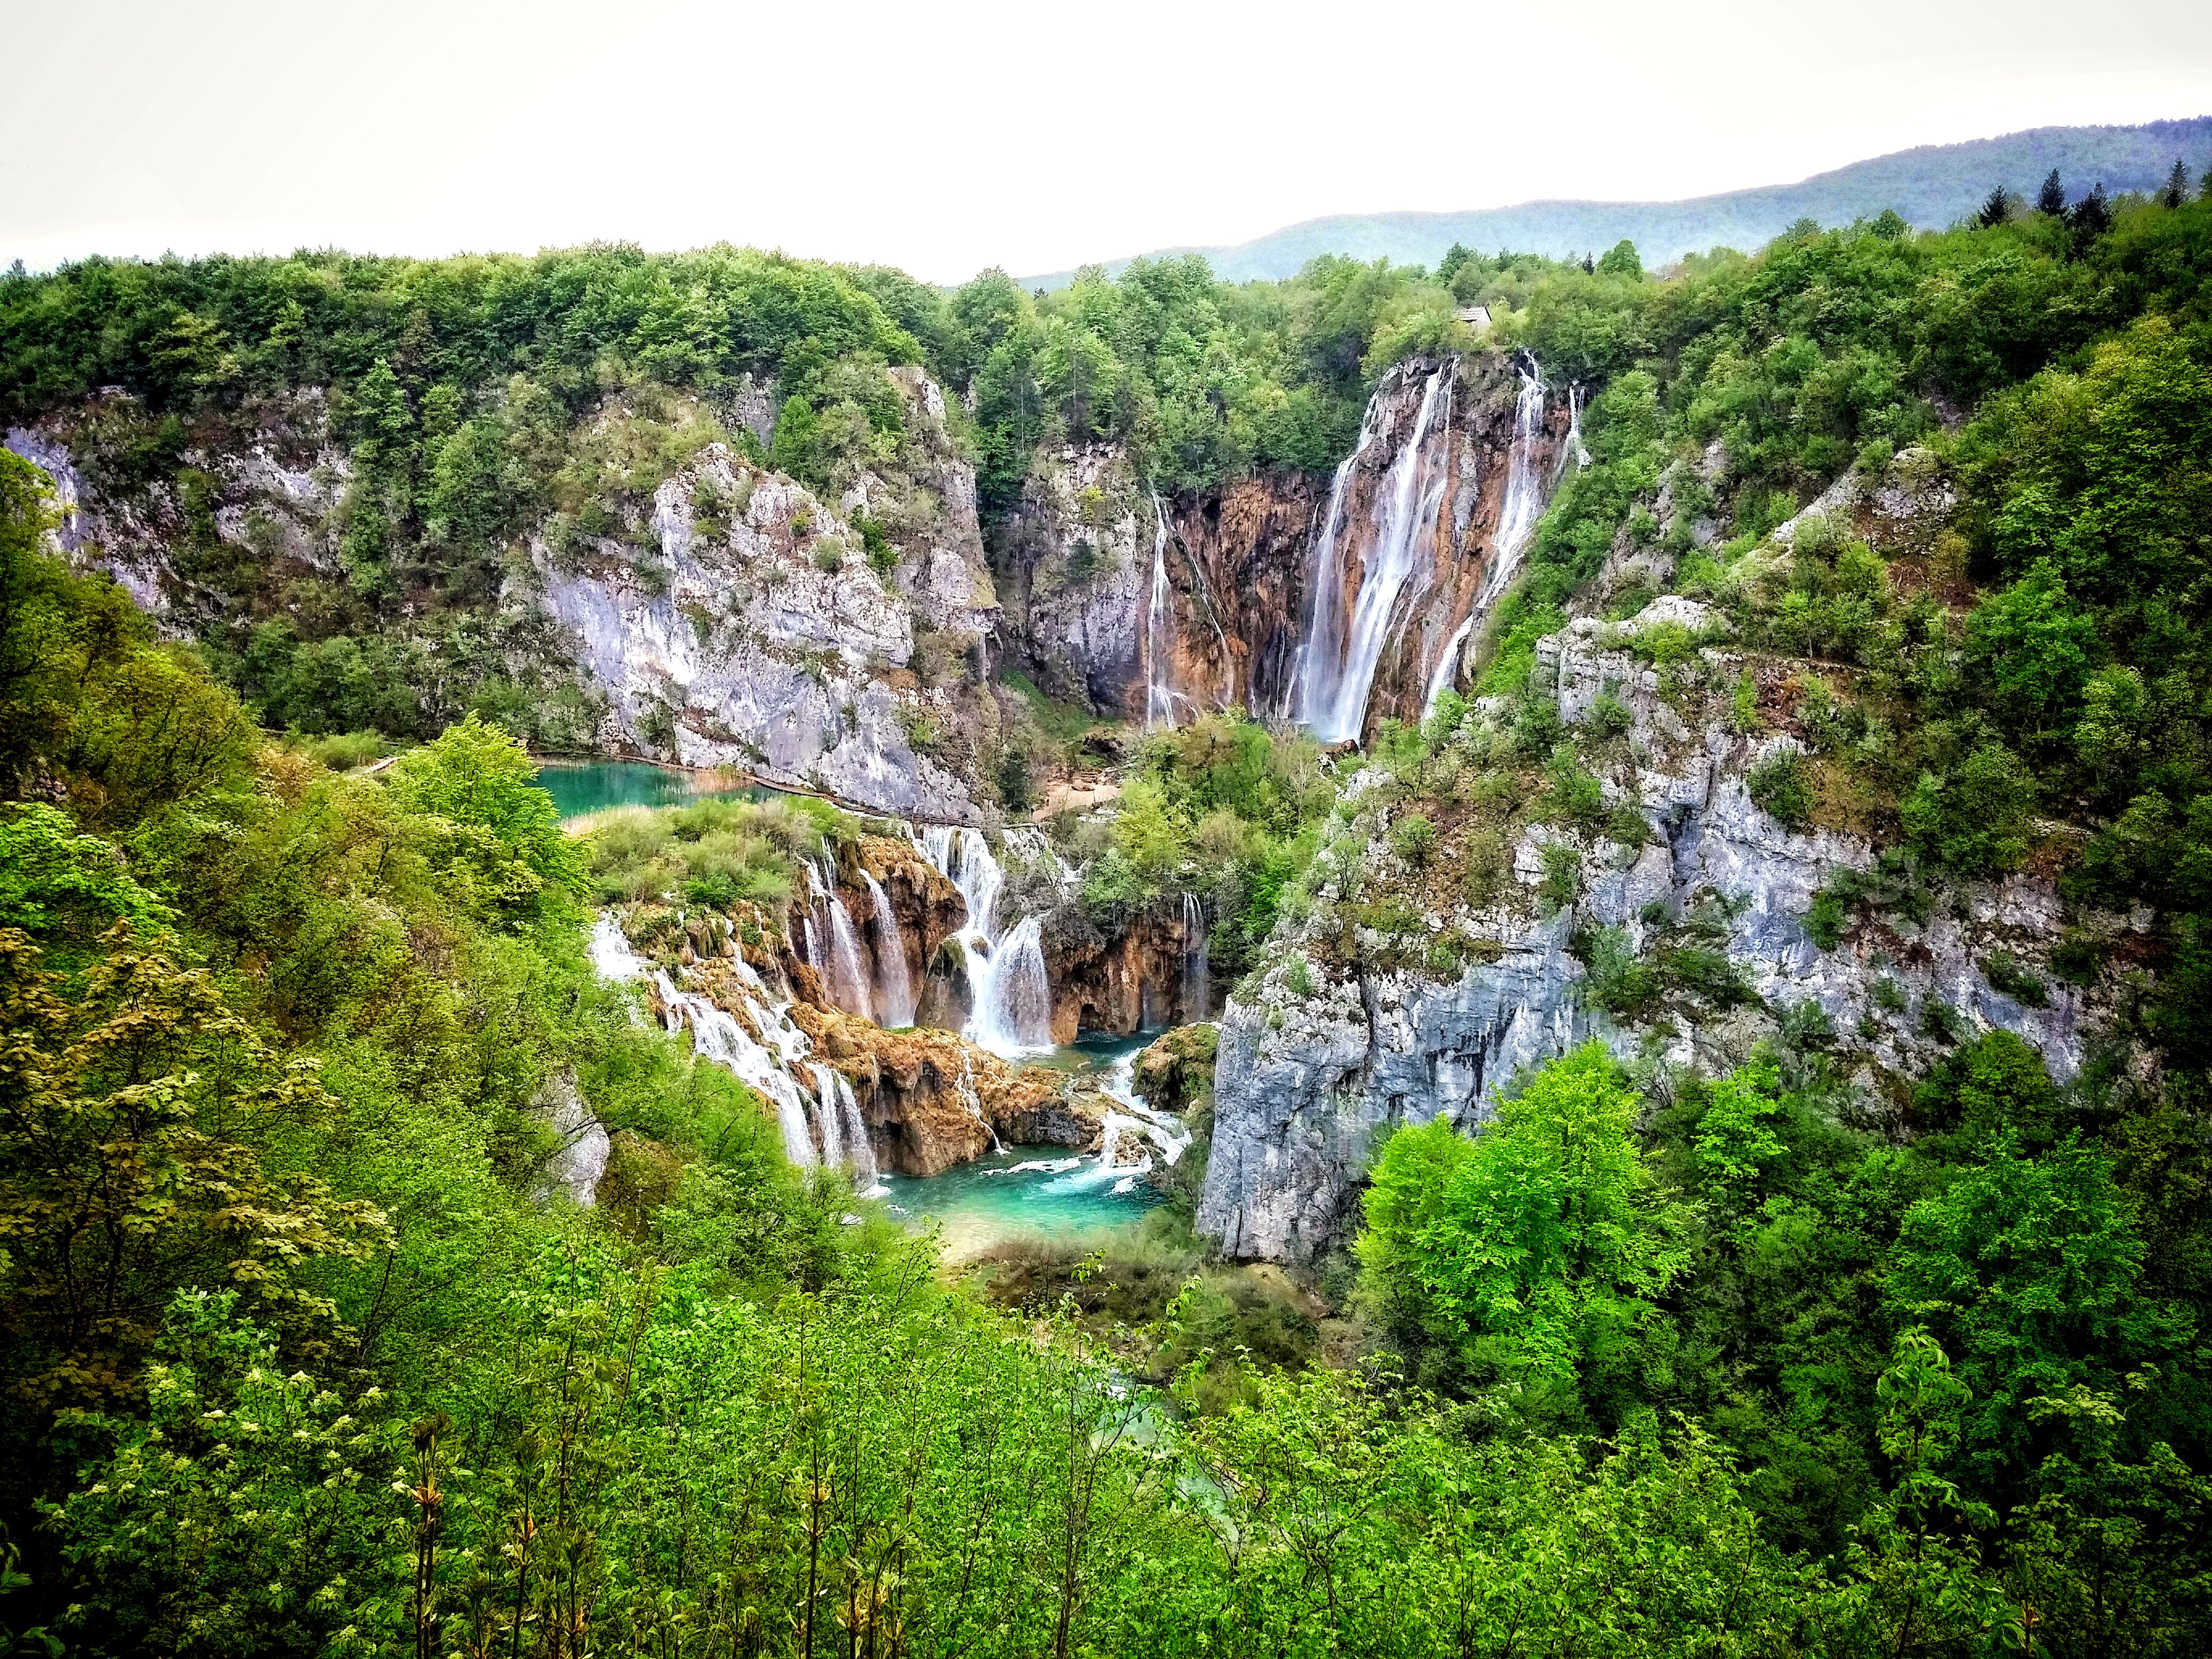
974,914,1053,1052
912,826,1055,1057
1144,491,1179,730
1093,1043,1192,1185
954,1049,1004,1153
1288,420,1375,723
805,859,873,1021
1296,364,1456,743
861,871,915,1027
1180,891,1209,1021
592,911,882,1183
1474,356,1548,613
652,969,819,1168
1562,381,1591,471
1422,356,1552,717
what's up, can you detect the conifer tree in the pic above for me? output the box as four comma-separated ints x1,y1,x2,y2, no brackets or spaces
1975,184,2010,228
2071,181,2112,241
2035,168,2067,216
2163,158,2190,210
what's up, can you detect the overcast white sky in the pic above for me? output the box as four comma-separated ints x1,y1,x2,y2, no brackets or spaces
5,0,2209,283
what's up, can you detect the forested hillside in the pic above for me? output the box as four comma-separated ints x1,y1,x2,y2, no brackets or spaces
4,160,2212,1658
1018,115,2212,284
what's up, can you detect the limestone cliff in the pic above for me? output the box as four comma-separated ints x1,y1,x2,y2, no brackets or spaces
1196,467,2104,1262
7,370,1005,822
988,353,1565,740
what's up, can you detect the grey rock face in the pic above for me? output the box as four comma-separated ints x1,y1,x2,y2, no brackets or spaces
534,1073,611,1208
1197,912,1601,1262
995,445,1150,716
1199,601,2094,1263
539,444,984,823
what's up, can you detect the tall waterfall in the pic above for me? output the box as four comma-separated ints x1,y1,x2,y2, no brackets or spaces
1289,421,1374,724
1562,380,1591,472
805,858,874,1021
861,871,915,1027
1296,363,1456,743
1474,357,1548,613
1421,357,1549,717
974,914,1053,1052
1145,491,1178,730
1180,891,1209,1021
915,826,1056,1057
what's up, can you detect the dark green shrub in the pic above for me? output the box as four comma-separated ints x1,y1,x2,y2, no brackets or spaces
1979,950,2051,1008
1540,843,1582,910
1747,750,1815,833
1389,813,1438,868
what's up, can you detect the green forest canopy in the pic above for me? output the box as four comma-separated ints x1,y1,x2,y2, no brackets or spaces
3,170,2212,1656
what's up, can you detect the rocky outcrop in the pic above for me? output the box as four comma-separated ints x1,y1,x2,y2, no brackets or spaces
9,393,347,627
531,1072,611,1208
1134,1023,1219,1116
1041,901,1209,1040
993,445,1154,716
11,372,1007,820
538,444,986,821
787,1008,1104,1175
1199,914,1598,1262
1197,596,2100,1263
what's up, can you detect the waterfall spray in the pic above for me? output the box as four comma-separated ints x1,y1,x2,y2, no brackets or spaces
861,871,915,1027
1475,356,1548,613
1180,891,1210,1022
1422,613,1477,720
1298,363,1456,743
913,827,1056,1057
1144,491,1179,730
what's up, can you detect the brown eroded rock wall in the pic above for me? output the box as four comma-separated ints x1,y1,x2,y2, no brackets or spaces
1042,903,1210,1042
786,1007,1106,1175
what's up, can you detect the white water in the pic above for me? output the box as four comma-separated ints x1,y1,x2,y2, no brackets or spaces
1421,357,1550,717
655,969,822,1169
804,859,874,1021
1297,364,1456,743
592,909,883,1183
1144,491,1180,730
1095,1042,1191,1170
1474,357,1548,614
861,872,915,1028
1421,611,1478,721
1288,421,1374,723
913,826,1059,1057
1562,381,1591,471
589,912,648,980
1180,891,1209,1022
975,914,1054,1053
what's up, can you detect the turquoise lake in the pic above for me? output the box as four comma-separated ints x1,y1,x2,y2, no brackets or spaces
539,760,767,819
876,1031,1168,1259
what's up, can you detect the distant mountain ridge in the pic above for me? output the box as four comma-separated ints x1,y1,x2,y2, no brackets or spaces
1018,118,2212,289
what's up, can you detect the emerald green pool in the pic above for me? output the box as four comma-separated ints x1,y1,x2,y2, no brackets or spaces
876,1032,1169,1260
538,760,767,819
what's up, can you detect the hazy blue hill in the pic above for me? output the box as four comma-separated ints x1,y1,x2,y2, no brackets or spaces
1019,116,2212,288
